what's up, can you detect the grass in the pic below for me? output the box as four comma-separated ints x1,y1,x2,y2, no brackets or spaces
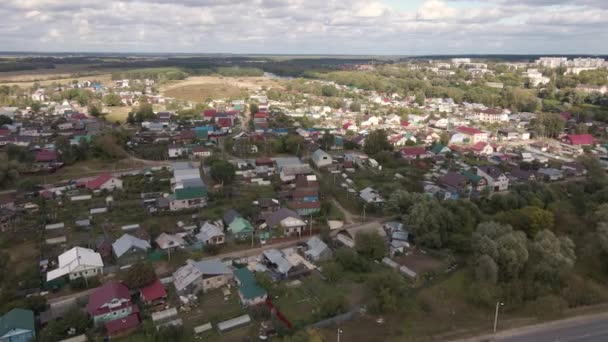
105,106,132,123
164,83,248,102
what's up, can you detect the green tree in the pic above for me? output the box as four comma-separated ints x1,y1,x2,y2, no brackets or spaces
415,91,425,106
123,262,156,289
363,129,393,156
88,104,101,117
103,93,122,106
319,132,335,151
528,230,576,288
210,159,236,185
355,232,387,260
406,198,454,248
321,85,338,97
250,103,259,115
0,115,12,126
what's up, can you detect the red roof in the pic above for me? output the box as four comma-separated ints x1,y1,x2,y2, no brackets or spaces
565,134,594,146
0,128,10,136
87,282,131,316
86,173,114,190
225,110,239,116
71,113,88,120
216,117,233,128
400,121,410,127
456,126,483,135
105,313,140,335
203,109,217,118
35,150,58,163
400,147,427,156
140,279,167,302
255,157,274,166
471,141,489,152
343,123,352,130
254,113,269,119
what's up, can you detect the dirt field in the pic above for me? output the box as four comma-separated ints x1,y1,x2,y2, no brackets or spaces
395,249,444,274
161,76,283,102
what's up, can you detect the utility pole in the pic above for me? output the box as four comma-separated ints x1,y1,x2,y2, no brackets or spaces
309,214,313,236
337,328,343,342
493,301,504,333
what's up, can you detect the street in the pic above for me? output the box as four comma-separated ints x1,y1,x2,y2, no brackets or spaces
455,312,608,342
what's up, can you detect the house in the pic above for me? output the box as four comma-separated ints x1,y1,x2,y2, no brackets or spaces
35,149,59,167
234,268,268,306
562,134,594,146
0,308,36,342
336,221,387,248
223,209,242,227
46,247,104,282
196,222,225,245
264,208,306,236
288,201,321,216
292,188,319,203
304,236,332,262
440,171,469,194
311,149,332,168
105,313,140,337
454,126,488,144
430,144,451,155
470,142,494,156
227,217,254,240
86,173,123,191
95,237,114,263
537,168,564,181
359,187,384,205
191,146,212,158
86,282,139,327
476,166,509,192
168,145,187,158
112,234,151,265
169,186,208,211
400,147,431,161
508,168,537,183
173,259,233,295
155,233,186,252
140,279,167,307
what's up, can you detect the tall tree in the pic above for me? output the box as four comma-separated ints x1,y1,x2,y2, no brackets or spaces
363,129,393,156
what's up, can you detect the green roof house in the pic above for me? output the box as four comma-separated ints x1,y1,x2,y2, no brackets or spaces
0,308,36,342
228,218,254,240
169,186,208,211
234,268,267,306
431,144,450,155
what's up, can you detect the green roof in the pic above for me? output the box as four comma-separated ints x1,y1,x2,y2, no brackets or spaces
234,268,267,300
431,144,448,154
175,186,207,200
0,308,35,336
228,217,253,234
463,171,482,184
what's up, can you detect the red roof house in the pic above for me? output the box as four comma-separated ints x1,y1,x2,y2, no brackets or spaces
35,150,58,163
0,128,10,136
87,282,134,321
455,126,483,135
86,173,122,191
105,313,140,337
140,279,167,305
216,117,233,128
203,109,217,118
562,134,594,146
400,147,430,160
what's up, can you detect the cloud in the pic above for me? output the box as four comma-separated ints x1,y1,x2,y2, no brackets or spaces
0,0,605,54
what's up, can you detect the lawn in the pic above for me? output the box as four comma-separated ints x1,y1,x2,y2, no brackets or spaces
105,106,132,123
164,82,248,102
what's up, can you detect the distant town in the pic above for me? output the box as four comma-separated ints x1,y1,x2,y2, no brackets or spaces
0,54,607,342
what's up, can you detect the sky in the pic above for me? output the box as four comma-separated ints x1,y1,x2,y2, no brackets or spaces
0,0,606,55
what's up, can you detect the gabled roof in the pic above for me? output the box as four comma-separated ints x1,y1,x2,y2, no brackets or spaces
113,234,151,258
192,259,232,276
35,149,58,162
223,209,242,225
265,208,303,228
86,173,115,190
234,268,266,300
87,282,130,315
228,217,254,234
400,147,427,156
0,309,35,336
196,222,224,242
564,134,594,145
47,246,104,281
155,233,185,250
174,186,207,200
105,313,139,335
140,278,167,302
455,126,483,135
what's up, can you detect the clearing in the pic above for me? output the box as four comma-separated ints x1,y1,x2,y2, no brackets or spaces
161,76,283,102
0,64,116,87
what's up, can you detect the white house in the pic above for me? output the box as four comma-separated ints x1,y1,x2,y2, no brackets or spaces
86,173,123,191
477,166,509,192
46,247,104,282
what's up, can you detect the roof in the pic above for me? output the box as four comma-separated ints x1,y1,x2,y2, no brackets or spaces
228,217,254,234
234,268,267,300
86,173,115,190
113,234,151,258
155,233,185,250
305,236,330,259
312,149,331,163
196,222,224,242
441,171,468,189
35,149,58,162
223,209,241,225
265,208,303,228
87,282,130,315
471,141,490,152
140,279,167,302
192,259,232,276
263,249,292,274
105,313,139,335
478,166,504,179
173,263,202,292
455,126,483,135
47,246,104,281
174,186,207,200
400,147,427,156
0,309,35,336
565,134,594,145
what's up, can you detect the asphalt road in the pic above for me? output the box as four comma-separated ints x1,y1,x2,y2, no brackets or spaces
497,317,608,342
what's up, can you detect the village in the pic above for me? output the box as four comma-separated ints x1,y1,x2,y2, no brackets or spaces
0,55,607,342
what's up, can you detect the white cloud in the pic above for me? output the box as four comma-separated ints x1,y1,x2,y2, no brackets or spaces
0,0,604,54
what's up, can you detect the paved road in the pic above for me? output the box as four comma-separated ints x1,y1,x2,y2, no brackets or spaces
497,316,608,342
456,312,608,342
